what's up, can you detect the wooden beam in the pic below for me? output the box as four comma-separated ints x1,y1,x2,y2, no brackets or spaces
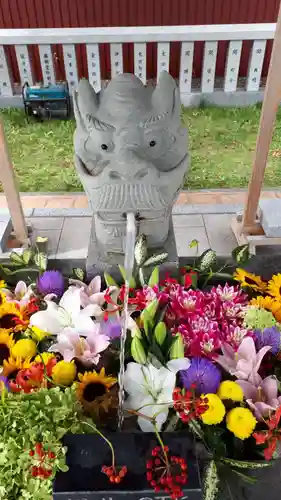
242,0,281,228
0,120,28,243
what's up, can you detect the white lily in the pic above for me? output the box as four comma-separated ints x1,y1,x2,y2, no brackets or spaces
124,358,191,432
69,275,105,312
29,286,102,336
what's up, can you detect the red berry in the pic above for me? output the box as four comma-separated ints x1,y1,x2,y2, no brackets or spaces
146,472,153,481
29,450,35,457
155,458,161,466
109,476,115,483
115,477,121,484
154,486,161,492
48,451,56,460
151,480,157,486
146,460,153,469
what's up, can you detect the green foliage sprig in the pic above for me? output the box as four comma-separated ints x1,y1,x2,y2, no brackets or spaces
0,386,86,500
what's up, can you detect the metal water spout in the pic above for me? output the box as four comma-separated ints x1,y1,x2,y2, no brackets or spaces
118,212,137,429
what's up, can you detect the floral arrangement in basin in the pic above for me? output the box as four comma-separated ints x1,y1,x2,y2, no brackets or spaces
1,243,281,500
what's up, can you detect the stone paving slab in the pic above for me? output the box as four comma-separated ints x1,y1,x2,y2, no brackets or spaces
0,189,280,211
56,218,91,260
1,205,281,263
203,214,238,255
175,226,210,258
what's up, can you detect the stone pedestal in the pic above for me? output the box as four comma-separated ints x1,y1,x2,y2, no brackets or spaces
86,217,178,281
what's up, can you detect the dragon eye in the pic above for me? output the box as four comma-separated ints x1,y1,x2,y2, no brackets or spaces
149,140,156,147
101,144,108,151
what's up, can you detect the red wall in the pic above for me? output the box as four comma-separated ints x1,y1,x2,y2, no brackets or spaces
0,0,279,84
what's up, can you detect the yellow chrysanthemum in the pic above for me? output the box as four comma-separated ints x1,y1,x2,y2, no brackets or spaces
76,368,118,418
0,302,24,332
201,393,226,425
250,295,281,322
2,356,33,377
0,330,14,364
11,339,37,359
268,274,281,302
226,408,257,440
52,360,77,386
29,325,50,342
217,381,244,402
35,352,55,364
233,269,267,292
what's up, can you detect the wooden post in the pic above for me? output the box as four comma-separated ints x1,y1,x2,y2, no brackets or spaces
0,120,28,243
242,0,281,230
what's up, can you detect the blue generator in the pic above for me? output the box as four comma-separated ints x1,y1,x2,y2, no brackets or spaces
22,82,71,120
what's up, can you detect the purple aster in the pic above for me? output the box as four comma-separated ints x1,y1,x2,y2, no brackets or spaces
100,319,121,339
37,270,65,297
180,357,222,395
254,326,281,355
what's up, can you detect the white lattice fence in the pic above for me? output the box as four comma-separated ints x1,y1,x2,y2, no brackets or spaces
0,23,276,107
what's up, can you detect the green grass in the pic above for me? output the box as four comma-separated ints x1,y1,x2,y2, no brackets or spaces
1,105,281,192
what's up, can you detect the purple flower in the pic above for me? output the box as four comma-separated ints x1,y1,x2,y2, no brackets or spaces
100,320,121,339
254,326,281,355
37,270,65,298
0,375,9,392
180,357,221,395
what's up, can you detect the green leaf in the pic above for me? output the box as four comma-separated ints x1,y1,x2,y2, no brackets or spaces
0,265,13,275
33,252,47,271
148,267,159,287
188,419,205,440
138,267,146,286
202,460,219,500
198,249,217,271
231,470,257,484
73,268,85,281
232,244,250,265
22,249,33,265
134,234,147,266
220,457,272,469
143,252,168,268
10,251,24,265
189,239,199,248
118,265,136,288
104,272,118,287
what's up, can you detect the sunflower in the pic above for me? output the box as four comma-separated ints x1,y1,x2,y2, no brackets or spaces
250,295,281,322
2,356,33,377
233,269,267,292
268,274,281,302
0,302,25,332
76,368,118,419
0,291,6,306
0,330,14,365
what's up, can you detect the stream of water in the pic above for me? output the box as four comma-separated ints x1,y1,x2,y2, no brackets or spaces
117,212,137,430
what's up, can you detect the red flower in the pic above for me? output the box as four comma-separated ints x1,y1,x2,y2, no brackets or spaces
173,387,208,423
253,406,281,460
10,359,57,393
